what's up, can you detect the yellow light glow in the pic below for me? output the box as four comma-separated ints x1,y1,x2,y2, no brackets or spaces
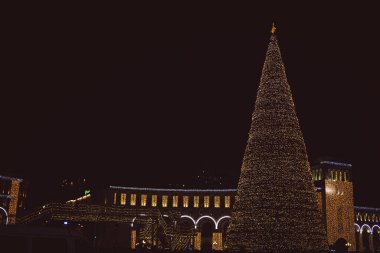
194,196,199,208
212,232,223,250
214,196,220,208
326,186,334,195
131,229,137,249
113,192,117,205
183,196,189,207
151,195,157,207
271,22,276,34
121,193,127,205
204,196,209,208
225,196,230,208
141,194,147,206
8,180,20,224
162,195,168,207
194,232,201,250
130,194,136,206
173,195,178,207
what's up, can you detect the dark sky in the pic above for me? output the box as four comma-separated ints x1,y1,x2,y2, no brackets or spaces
2,3,379,208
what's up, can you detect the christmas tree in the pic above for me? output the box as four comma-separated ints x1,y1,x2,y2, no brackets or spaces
225,25,328,252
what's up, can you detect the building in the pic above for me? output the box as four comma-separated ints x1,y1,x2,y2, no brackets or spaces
17,160,378,252
0,175,27,225
102,161,379,252
14,162,380,252
354,206,380,252
310,160,380,251
312,161,356,250
107,186,235,251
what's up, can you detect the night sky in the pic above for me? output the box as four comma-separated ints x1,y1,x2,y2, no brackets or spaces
2,4,379,208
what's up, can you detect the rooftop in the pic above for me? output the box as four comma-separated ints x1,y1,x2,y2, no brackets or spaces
0,175,23,182
110,186,237,193
318,161,352,168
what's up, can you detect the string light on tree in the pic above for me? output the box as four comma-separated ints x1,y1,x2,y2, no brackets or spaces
225,24,328,252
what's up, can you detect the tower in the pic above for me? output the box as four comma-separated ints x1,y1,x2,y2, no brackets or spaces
0,175,25,224
312,161,356,251
225,25,328,252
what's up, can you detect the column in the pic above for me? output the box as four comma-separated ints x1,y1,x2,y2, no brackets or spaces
369,233,374,252
8,180,20,224
358,232,364,252
194,231,201,251
212,232,223,251
151,221,156,247
131,229,137,249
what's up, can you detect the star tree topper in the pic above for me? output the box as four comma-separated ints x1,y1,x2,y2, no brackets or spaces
271,22,276,34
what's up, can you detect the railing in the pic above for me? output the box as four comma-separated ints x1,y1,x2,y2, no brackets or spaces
18,203,195,250
19,203,162,224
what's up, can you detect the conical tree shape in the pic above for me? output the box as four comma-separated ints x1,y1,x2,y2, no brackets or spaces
225,34,328,252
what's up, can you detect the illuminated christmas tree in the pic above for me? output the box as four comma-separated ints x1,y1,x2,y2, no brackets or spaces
225,25,328,252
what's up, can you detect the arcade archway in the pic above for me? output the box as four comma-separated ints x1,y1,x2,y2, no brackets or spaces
361,225,372,252
216,216,230,250
197,219,214,251
0,207,8,225
373,225,380,252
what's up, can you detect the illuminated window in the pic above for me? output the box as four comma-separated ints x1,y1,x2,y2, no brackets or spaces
339,171,342,181
121,193,127,205
214,196,220,208
225,196,230,208
204,196,209,208
113,192,117,205
194,196,199,208
162,195,168,207
173,195,178,207
130,194,136,206
152,195,157,207
344,171,347,181
183,196,189,207
141,194,147,206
